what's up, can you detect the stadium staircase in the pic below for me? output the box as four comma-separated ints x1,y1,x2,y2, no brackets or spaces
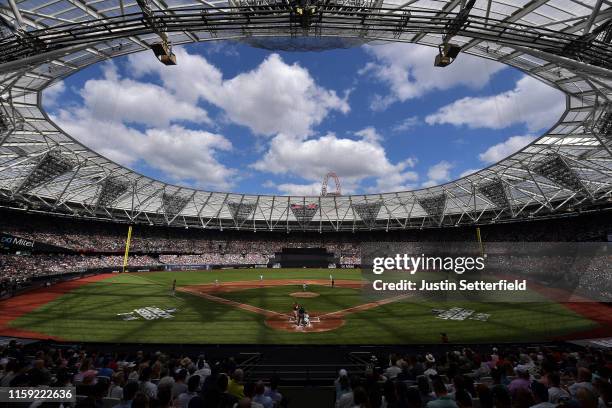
241,347,368,385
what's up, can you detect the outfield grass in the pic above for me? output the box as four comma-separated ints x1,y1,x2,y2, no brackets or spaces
7,269,600,344
218,285,364,314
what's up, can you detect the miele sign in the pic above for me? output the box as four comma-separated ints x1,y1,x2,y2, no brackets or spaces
1,234,35,248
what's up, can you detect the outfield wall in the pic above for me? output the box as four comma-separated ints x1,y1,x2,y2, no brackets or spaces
0,263,359,299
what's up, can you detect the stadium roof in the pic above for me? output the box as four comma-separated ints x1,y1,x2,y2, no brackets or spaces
0,0,611,231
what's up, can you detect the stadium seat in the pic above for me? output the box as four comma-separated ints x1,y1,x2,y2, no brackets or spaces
103,397,120,408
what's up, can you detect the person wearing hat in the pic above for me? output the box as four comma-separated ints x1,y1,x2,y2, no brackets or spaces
297,305,306,326
424,358,438,377
292,302,299,323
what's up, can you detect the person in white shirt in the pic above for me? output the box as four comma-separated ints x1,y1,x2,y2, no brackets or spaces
108,371,125,399
385,355,403,380
569,368,595,396
194,358,211,387
138,367,157,399
336,376,361,408
424,361,438,378
548,373,570,403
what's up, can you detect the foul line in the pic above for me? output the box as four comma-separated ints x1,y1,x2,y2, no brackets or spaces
127,273,186,303
178,287,290,318
317,293,413,319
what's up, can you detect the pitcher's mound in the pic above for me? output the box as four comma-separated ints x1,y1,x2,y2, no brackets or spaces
290,292,320,298
265,315,344,332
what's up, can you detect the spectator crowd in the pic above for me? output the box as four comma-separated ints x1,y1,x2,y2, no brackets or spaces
0,340,611,408
331,345,611,408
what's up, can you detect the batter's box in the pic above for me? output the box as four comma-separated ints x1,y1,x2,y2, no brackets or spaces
288,316,321,323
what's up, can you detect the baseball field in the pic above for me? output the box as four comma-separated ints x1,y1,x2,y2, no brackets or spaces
0,268,610,344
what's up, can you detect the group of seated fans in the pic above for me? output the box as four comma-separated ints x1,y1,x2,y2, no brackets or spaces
0,340,284,408
1,340,611,408
332,347,611,408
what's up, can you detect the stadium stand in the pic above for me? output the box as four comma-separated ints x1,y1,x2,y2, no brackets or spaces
1,207,611,300
0,339,610,408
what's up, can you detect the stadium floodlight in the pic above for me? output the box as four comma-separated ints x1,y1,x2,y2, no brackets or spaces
150,41,177,66
417,194,447,224
0,102,25,133
136,0,177,66
434,43,462,67
533,155,589,196
434,0,475,67
290,203,319,227
558,19,612,71
15,150,75,194
290,0,319,29
228,201,257,226
162,192,190,220
594,104,611,141
352,201,382,228
477,179,511,209
95,177,130,209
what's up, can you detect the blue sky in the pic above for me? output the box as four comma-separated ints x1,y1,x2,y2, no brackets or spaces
43,40,565,195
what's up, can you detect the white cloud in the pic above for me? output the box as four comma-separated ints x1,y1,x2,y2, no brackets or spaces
54,105,236,189
203,41,239,57
252,129,418,194
360,43,505,110
425,75,564,132
479,135,536,164
78,64,210,128
354,126,383,144
422,161,454,187
129,49,349,137
265,181,322,196
392,116,420,133
43,80,66,107
51,62,236,190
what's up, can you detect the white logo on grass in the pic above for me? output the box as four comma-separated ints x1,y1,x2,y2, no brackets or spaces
432,307,490,322
117,306,176,321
